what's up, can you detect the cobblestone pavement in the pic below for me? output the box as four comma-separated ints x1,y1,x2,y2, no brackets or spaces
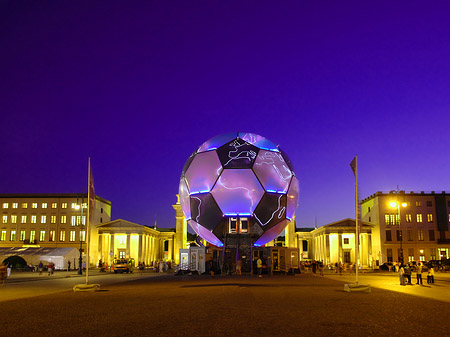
1,272,450,337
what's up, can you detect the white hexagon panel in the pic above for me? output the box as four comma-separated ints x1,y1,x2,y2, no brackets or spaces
179,132,299,247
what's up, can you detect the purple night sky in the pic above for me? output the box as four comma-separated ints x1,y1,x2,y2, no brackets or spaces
1,1,450,230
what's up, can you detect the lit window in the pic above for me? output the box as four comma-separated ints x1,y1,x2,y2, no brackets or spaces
70,231,76,242
82,216,86,225
39,231,45,241
31,215,37,224
41,215,46,224
11,215,17,224
76,216,83,226
71,216,76,226
51,215,56,224
2,203,8,209
430,248,436,260
42,203,47,209
49,231,55,242
62,203,67,209
407,230,413,241
384,214,389,225
0,231,6,241
12,203,18,209
72,203,78,209
2,215,7,224
119,235,126,245
30,231,36,243
60,231,65,241
22,203,28,209
427,214,433,222
418,229,424,241
32,203,38,209
406,214,412,223
229,218,237,233
21,215,27,223
240,218,248,233
417,214,423,222
61,215,67,224
10,230,16,241
20,230,26,241
80,230,86,242
52,202,58,209
416,201,421,207
82,202,88,209
449,214,450,222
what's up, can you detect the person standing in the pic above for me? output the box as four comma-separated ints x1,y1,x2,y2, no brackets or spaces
67,260,71,271
399,264,405,286
6,263,12,278
416,262,423,285
257,257,262,278
405,263,412,285
235,258,242,275
38,261,43,275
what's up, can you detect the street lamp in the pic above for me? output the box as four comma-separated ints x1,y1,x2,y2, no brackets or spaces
389,200,407,263
74,201,84,275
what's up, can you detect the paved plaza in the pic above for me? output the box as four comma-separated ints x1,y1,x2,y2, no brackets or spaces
1,270,450,336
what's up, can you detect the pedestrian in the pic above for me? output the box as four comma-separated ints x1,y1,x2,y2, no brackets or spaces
48,262,54,276
319,261,324,276
6,263,12,278
236,258,242,275
404,263,412,285
0,264,7,286
67,260,71,271
399,264,405,285
416,262,423,285
256,257,262,278
430,266,435,284
38,261,43,275
266,256,272,276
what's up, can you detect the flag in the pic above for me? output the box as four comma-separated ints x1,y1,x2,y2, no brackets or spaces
350,156,357,177
154,215,157,229
88,158,95,222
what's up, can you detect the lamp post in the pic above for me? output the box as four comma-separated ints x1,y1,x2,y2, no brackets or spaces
75,201,84,275
390,200,407,264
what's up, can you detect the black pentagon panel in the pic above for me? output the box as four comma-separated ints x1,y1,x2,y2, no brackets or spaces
216,138,260,169
278,147,295,175
254,192,287,230
190,193,223,231
181,150,197,177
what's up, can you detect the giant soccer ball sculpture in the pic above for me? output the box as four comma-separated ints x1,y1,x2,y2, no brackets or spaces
179,132,299,247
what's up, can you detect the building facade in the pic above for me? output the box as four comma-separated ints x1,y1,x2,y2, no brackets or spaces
0,193,184,268
361,191,450,264
0,193,111,251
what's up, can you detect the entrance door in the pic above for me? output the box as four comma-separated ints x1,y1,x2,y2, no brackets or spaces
343,251,351,264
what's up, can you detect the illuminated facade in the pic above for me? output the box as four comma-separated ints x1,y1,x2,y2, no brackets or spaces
295,219,374,267
361,191,450,263
179,132,299,249
0,194,183,267
97,219,176,266
0,193,111,265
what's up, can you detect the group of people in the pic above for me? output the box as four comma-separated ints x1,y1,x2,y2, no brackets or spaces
398,262,435,286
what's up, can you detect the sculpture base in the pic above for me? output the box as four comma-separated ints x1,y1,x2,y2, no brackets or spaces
344,283,371,293
73,284,100,292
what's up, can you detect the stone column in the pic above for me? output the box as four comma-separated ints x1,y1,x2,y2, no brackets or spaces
98,233,103,261
126,234,131,258
110,234,115,263
138,234,143,263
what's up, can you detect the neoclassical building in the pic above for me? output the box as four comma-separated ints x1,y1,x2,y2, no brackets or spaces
294,219,374,267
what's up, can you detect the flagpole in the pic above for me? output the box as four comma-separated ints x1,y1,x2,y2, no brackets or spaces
354,156,359,284
86,157,91,285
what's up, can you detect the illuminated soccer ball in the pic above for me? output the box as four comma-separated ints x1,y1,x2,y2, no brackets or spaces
179,132,299,247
